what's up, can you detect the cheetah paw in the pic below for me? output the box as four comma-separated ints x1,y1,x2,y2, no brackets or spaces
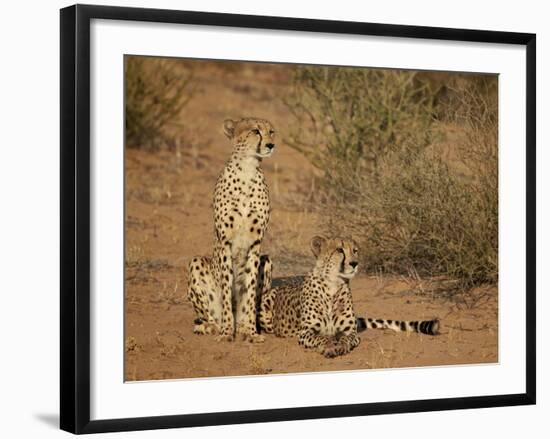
323,341,346,358
193,324,206,335
215,334,234,342
240,332,265,343
193,322,218,335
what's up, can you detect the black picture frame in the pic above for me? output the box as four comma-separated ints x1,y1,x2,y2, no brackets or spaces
60,4,536,434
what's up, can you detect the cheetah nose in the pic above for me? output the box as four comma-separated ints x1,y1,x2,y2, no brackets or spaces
350,261,358,269
266,143,275,150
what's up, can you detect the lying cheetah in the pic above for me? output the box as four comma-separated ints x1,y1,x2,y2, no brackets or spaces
187,117,276,342
258,236,439,357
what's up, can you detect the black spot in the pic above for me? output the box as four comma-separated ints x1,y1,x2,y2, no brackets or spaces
400,321,406,331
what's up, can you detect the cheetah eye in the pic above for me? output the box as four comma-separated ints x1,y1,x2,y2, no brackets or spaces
353,248,358,254
337,248,344,254
251,129,260,135
269,130,275,136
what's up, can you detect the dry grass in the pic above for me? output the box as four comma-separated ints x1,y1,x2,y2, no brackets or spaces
249,351,273,375
125,336,141,353
125,56,194,150
125,244,145,267
149,281,184,308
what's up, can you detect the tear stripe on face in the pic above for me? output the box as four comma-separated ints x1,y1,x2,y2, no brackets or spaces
340,239,346,273
255,130,263,154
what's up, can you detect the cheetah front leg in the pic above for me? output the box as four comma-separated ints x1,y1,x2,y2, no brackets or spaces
298,322,357,358
256,255,274,334
331,290,361,355
325,291,361,356
332,332,361,356
298,327,335,356
216,242,235,342
257,255,273,299
236,242,265,343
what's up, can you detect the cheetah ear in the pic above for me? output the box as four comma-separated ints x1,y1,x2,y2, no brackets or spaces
223,119,236,139
310,235,327,258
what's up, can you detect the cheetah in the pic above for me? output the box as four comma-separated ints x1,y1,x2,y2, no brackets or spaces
258,236,439,358
187,117,276,342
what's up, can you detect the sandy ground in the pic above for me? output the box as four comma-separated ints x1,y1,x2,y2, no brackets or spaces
124,60,498,381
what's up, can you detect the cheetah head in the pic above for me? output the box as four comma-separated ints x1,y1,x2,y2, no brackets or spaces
223,117,276,159
310,235,359,280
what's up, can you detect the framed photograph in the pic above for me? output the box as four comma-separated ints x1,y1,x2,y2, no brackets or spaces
60,4,536,434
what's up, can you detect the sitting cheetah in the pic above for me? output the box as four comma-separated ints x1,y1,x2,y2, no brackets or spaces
187,117,276,342
258,236,439,358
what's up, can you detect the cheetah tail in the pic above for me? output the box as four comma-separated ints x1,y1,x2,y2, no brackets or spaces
356,317,440,335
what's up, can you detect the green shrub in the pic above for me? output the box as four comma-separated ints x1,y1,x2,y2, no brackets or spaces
125,56,193,150
286,67,498,288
